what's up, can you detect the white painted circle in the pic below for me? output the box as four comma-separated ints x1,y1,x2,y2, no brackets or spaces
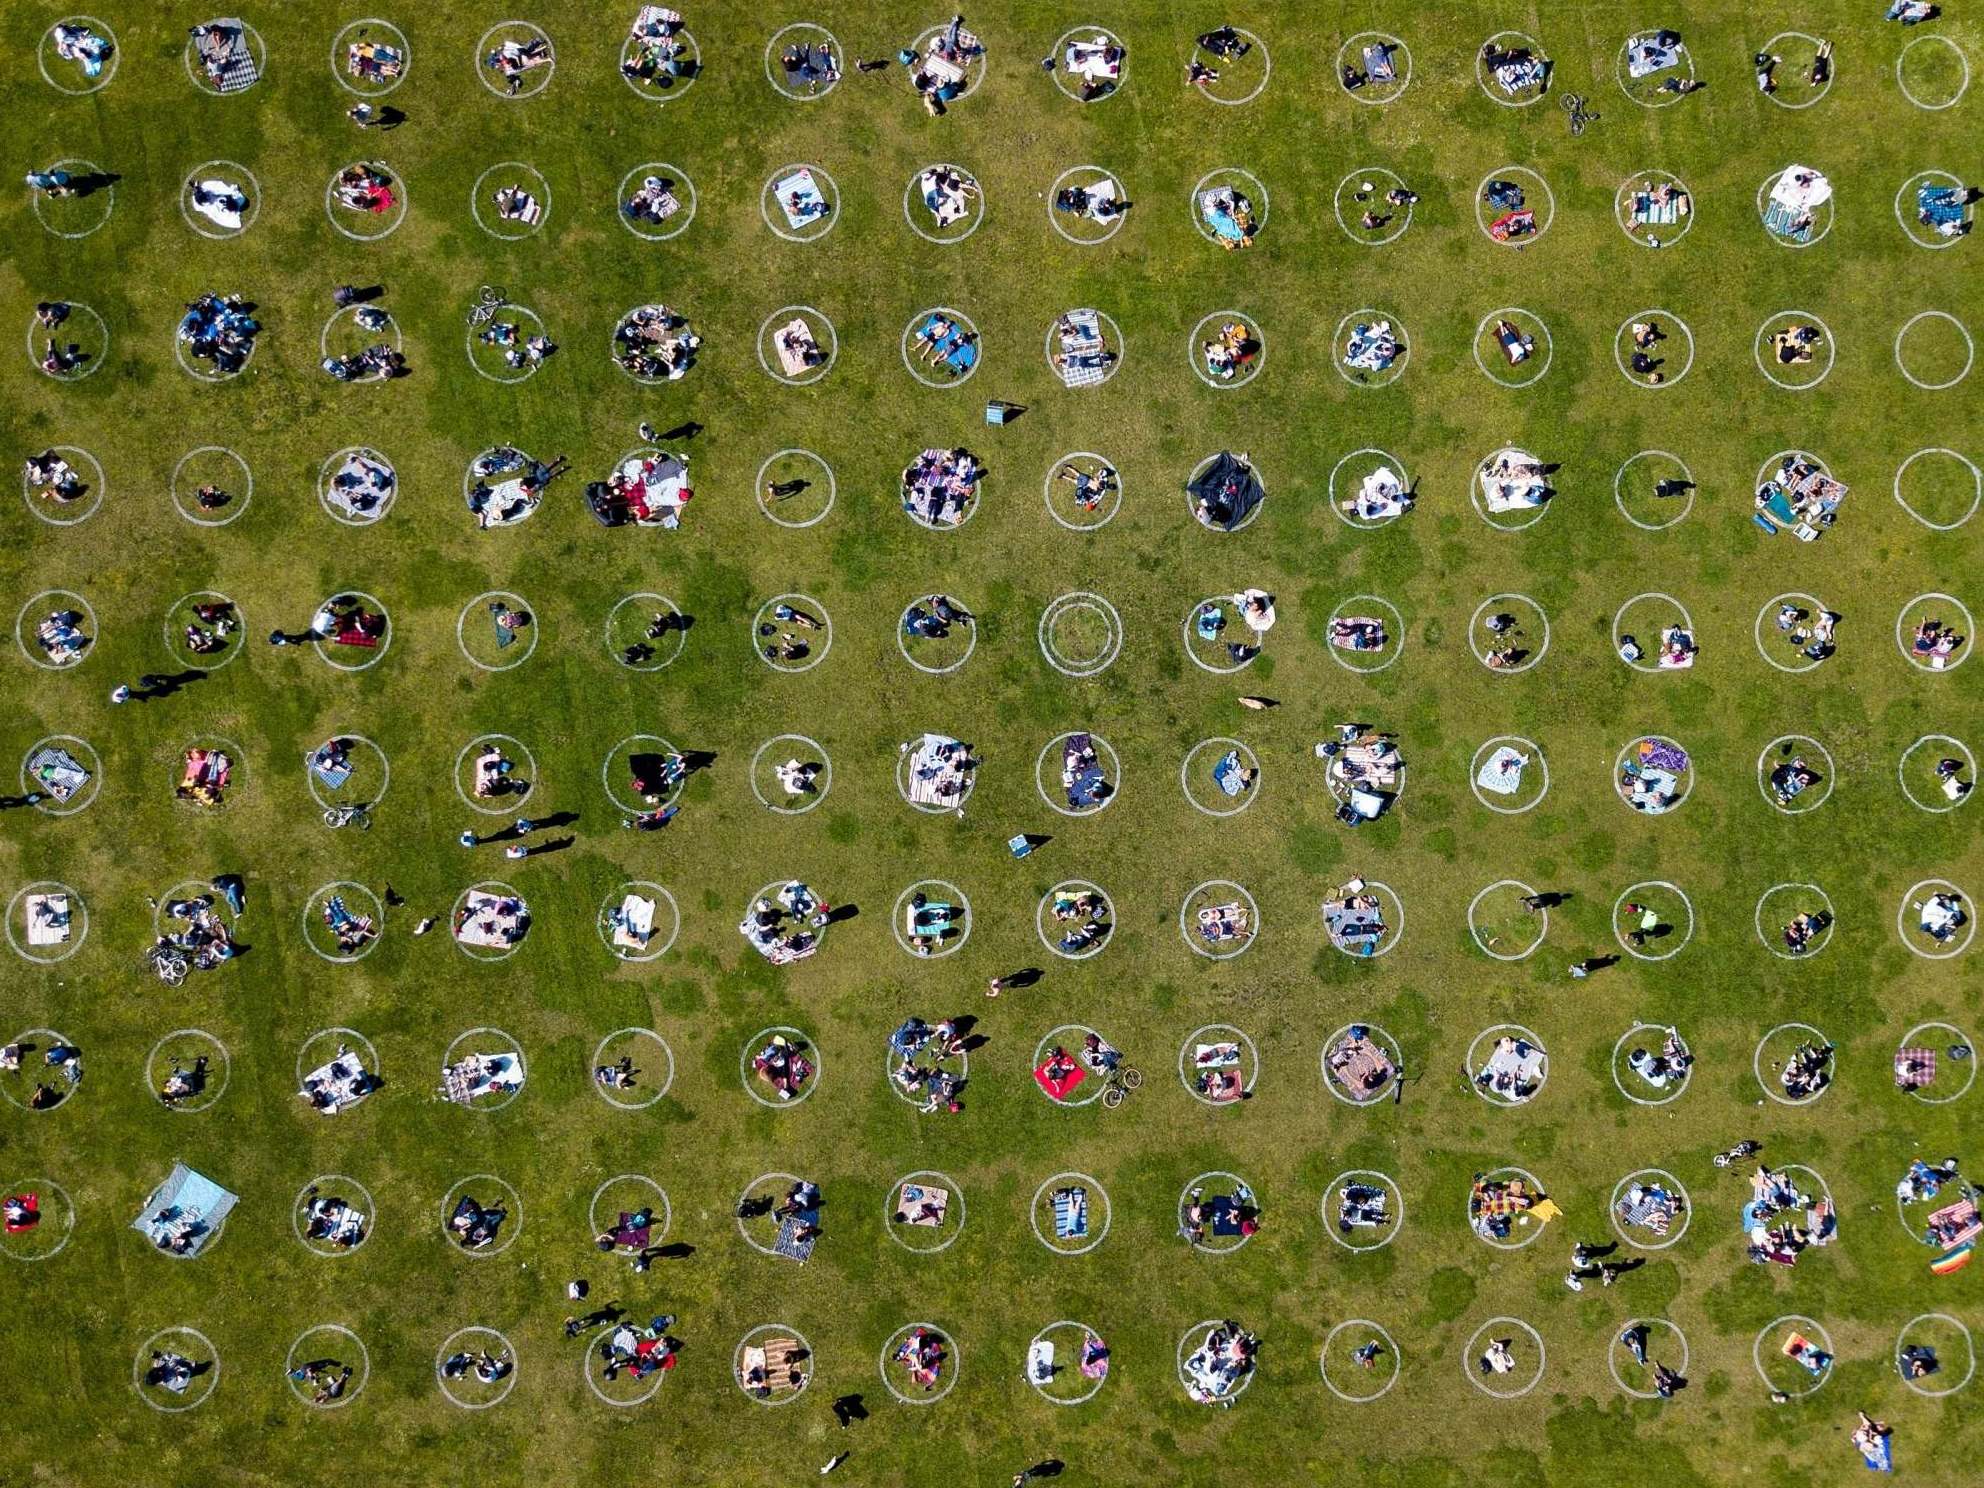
587,1175,670,1251
284,1325,368,1409
1044,452,1121,529
1896,1022,1975,1106
1030,1172,1111,1256
1469,739,1549,817
1472,308,1552,388
898,597,977,675
1613,882,1694,961
455,734,537,817
1182,597,1259,674
1181,738,1259,818
456,592,537,672
736,1324,815,1405
1467,1025,1549,1107
1464,1319,1545,1396
1754,1024,1835,1105
762,163,838,242
1476,31,1548,106
1049,26,1125,103
1469,594,1550,671
1616,32,1695,108
891,880,971,958
912,21,986,97
1322,1170,1403,1251
1897,1315,1975,1396
594,883,679,964
162,592,245,674
29,157,113,239
0,1176,73,1260
300,884,385,964
449,885,529,962
1330,448,1411,529
144,1028,229,1113
317,446,394,526
1614,450,1695,530
1047,165,1128,244
1471,448,1553,530
1754,1317,1833,1398
475,21,554,99
1178,1320,1257,1404
590,1029,674,1106
1609,1170,1691,1249
1894,448,1980,530
1753,592,1833,674
1338,32,1410,103
1611,1024,1692,1106
1475,167,1555,246
1190,168,1269,246
1179,1172,1257,1255
606,593,685,671
1757,739,1835,816
1759,33,1832,109
904,163,983,243
1899,735,1975,813
1609,1319,1690,1399
600,734,682,820
1614,736,1694,816
741,1027,820,1109
302,733,388,816
1046,308,1124,388
1898,34,1970,110
440,1029,525,1111
1032,1027,1107,1106
1613,593,1695,673
173,312,256,382
1321,1320,1400,1402
465,305,548,384
878,1323,959,1405
621,24,696,103
1333,168,1413,245
293,1176,375,1257
441,1175,522,1257
434,1328,517,1409
324,161,406,242
756,449,835,528
134,1328,218,1411
39,16,119,95
735,1172,806,1254
1897,592,1975,672
752,594,832,673
885,1039,968,1110
1040,593,1122,678
178,161,260,239
332,19,409,97
21,445,103,525
899,306,981,389
1036,732,1120,817
1184,452,1267,532
1898,878,1975,959
765,23,840,100
1037,886,1112,962
1754,883,1835,961
1468,880,1547,961
169,445,252,526
310,590,391,671
1613,310,1695,387
1180,884,1259,961
1756,169,1834,247
612,305,702,384
183,20,264,93
0,1027,78,1112
886,1172,965,1253
1026,1321,1108,1404
1614,169,1695,247
618,163,695,240
1895,310,1974,390
7,881,87,964
756,305,837,386
22,736,100,817
1192,28,1269,106
1325,595,1404,672
582,1323,668,1407
750,737,831,815
1179,1024,1259,1100
1334,309,1408,387
29,304,107,382
1755,310,1835,390
1896,170,1968,250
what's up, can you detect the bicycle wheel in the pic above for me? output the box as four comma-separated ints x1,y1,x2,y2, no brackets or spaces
1121,1067,1144,1089
1101,1084,1124,1109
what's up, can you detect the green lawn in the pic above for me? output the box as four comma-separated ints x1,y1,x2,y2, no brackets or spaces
4,2,1982,1483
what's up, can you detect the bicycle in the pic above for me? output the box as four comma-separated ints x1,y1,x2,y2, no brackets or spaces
323,803,372,830
1100,1064,1143,1108
144,942,189,986
466,284,508,329
1560,91,1598,136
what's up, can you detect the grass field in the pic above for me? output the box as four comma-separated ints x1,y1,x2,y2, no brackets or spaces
4,1,1983,1482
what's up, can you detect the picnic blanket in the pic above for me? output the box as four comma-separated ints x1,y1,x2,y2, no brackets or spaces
1762,199,1814,242
1063,37,1119,84
194,19,259,93
1362,42,1396,79
1636,738,1690,773
133,1162,238,1255
440,1052,523,1104
1625,33,1681,78
919,169,970,226
1196,905,1250,943
300,1052,375,1113
1033,1059,1087,1101
904,734,969,807
1328,1035,1394,1099
1055,310,1110,388
1027,1338,1055,1382
611,894,655,951
1616,1184,1681,1235
1213,750,1246,797
1926,1199,1981,1251
189,179,246,232
1194,1043,1240,1069
1919,184,1969,230
1895,1047,1936,1090
1480,1039,1546,1093
773,169,827,230
1348,466,1407,520
1476,746,1529,794
773,1214,816,1262
1632,190,1689,226
25,894,71,946
25,746,90,799
896,1183,948,1227
456,891,526,948
1492,57,1545,93
772,318,818,377
1052,1186,1088,1239
1199,189,1251,244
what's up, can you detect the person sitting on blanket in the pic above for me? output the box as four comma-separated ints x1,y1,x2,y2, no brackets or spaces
1627,1030,1691,1088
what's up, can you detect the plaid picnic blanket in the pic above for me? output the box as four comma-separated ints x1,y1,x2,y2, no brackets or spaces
1895,1047,1936,1089
1473,1181,1532,1218
1616,1188,1678,1234
773,1215,815,1262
